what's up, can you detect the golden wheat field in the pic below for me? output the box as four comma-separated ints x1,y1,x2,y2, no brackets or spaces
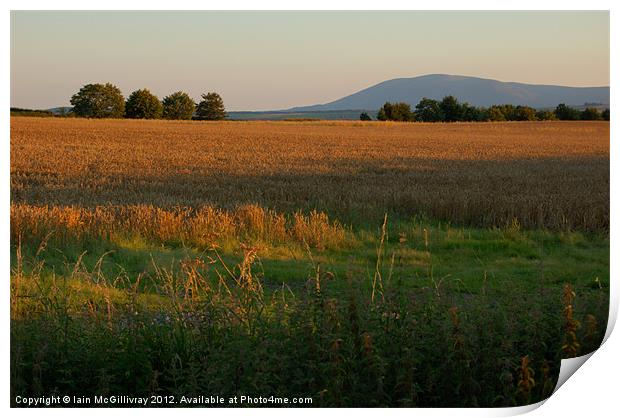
11,117,609,232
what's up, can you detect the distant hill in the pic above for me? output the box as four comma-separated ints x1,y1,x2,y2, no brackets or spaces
289,74,610,111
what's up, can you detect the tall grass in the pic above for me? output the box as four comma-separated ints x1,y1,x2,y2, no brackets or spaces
11,234,607,407
11,204,351,251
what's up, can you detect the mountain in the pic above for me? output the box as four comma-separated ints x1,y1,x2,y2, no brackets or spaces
289,74,609,111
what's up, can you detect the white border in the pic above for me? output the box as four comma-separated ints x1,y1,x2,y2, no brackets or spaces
3,2,617,417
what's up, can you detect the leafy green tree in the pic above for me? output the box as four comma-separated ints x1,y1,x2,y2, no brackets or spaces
125,89,163,119
70,83,125,118
487,106,506,122
377,102,413,122
602,108,610,121
554,103,581,121
195,92,227,120
359,112,372,121
473,107,490,122
461,103,486,121
495,104,536,121
415,98,443,122
391,102,414,121
377,107,388,121
535,110,556,121
513,106,537,121
378,102,393,121
580,107,602,121
439,96,464,122
497,104,516,120
162,92,195,120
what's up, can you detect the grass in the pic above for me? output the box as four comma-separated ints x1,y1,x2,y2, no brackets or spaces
12,206,608,294
11,214,609,407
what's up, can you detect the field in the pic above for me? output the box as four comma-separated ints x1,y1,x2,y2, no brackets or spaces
10,117,609,407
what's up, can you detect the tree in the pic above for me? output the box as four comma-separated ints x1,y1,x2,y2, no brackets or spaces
497,104,516,120
580,107,602,121
125,89,163,119
439,96,464,122
377,107,388,121
512,106,537,121
70,83,125,118
377,102,413,122
415,98,443,122
473,107,490,122
461,103,486,121
162,92,195,120
487,106,506,122
602,108,610,121
391,102,414,121
195,92,227,120
378,102,393,121
359,112,372,121
554,103,581,121
535,110,556,121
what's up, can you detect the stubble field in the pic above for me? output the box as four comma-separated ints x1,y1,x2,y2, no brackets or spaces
10,117,610,407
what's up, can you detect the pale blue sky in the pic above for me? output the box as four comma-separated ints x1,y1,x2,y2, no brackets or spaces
11,11,609,111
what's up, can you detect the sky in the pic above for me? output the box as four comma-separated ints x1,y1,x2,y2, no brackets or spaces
10,11,610,111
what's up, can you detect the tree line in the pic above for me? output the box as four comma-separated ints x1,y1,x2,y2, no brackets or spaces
361,96,610,122
69,83,227,120
10,107,55,117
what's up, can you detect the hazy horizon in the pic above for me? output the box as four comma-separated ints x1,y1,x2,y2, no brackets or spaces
11,11,610,111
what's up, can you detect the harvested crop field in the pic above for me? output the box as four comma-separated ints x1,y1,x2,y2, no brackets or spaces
11,117,609,230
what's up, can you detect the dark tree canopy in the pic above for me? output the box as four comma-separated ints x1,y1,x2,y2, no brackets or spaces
377,107,387,121
359,112,372,121
461,103,487,122
535,110,556,121
162,92,195,120
377,102,414,121
376,97,605,123
125,89,163,119
602,108,610,121
512,106,537,121
491,105,516,121
439,96,463,122
415,98,443,122
70,83,125,118
487,106,506,122
195,92,227,120
554,103,581,121
580,107,602,121
485,104,535,122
